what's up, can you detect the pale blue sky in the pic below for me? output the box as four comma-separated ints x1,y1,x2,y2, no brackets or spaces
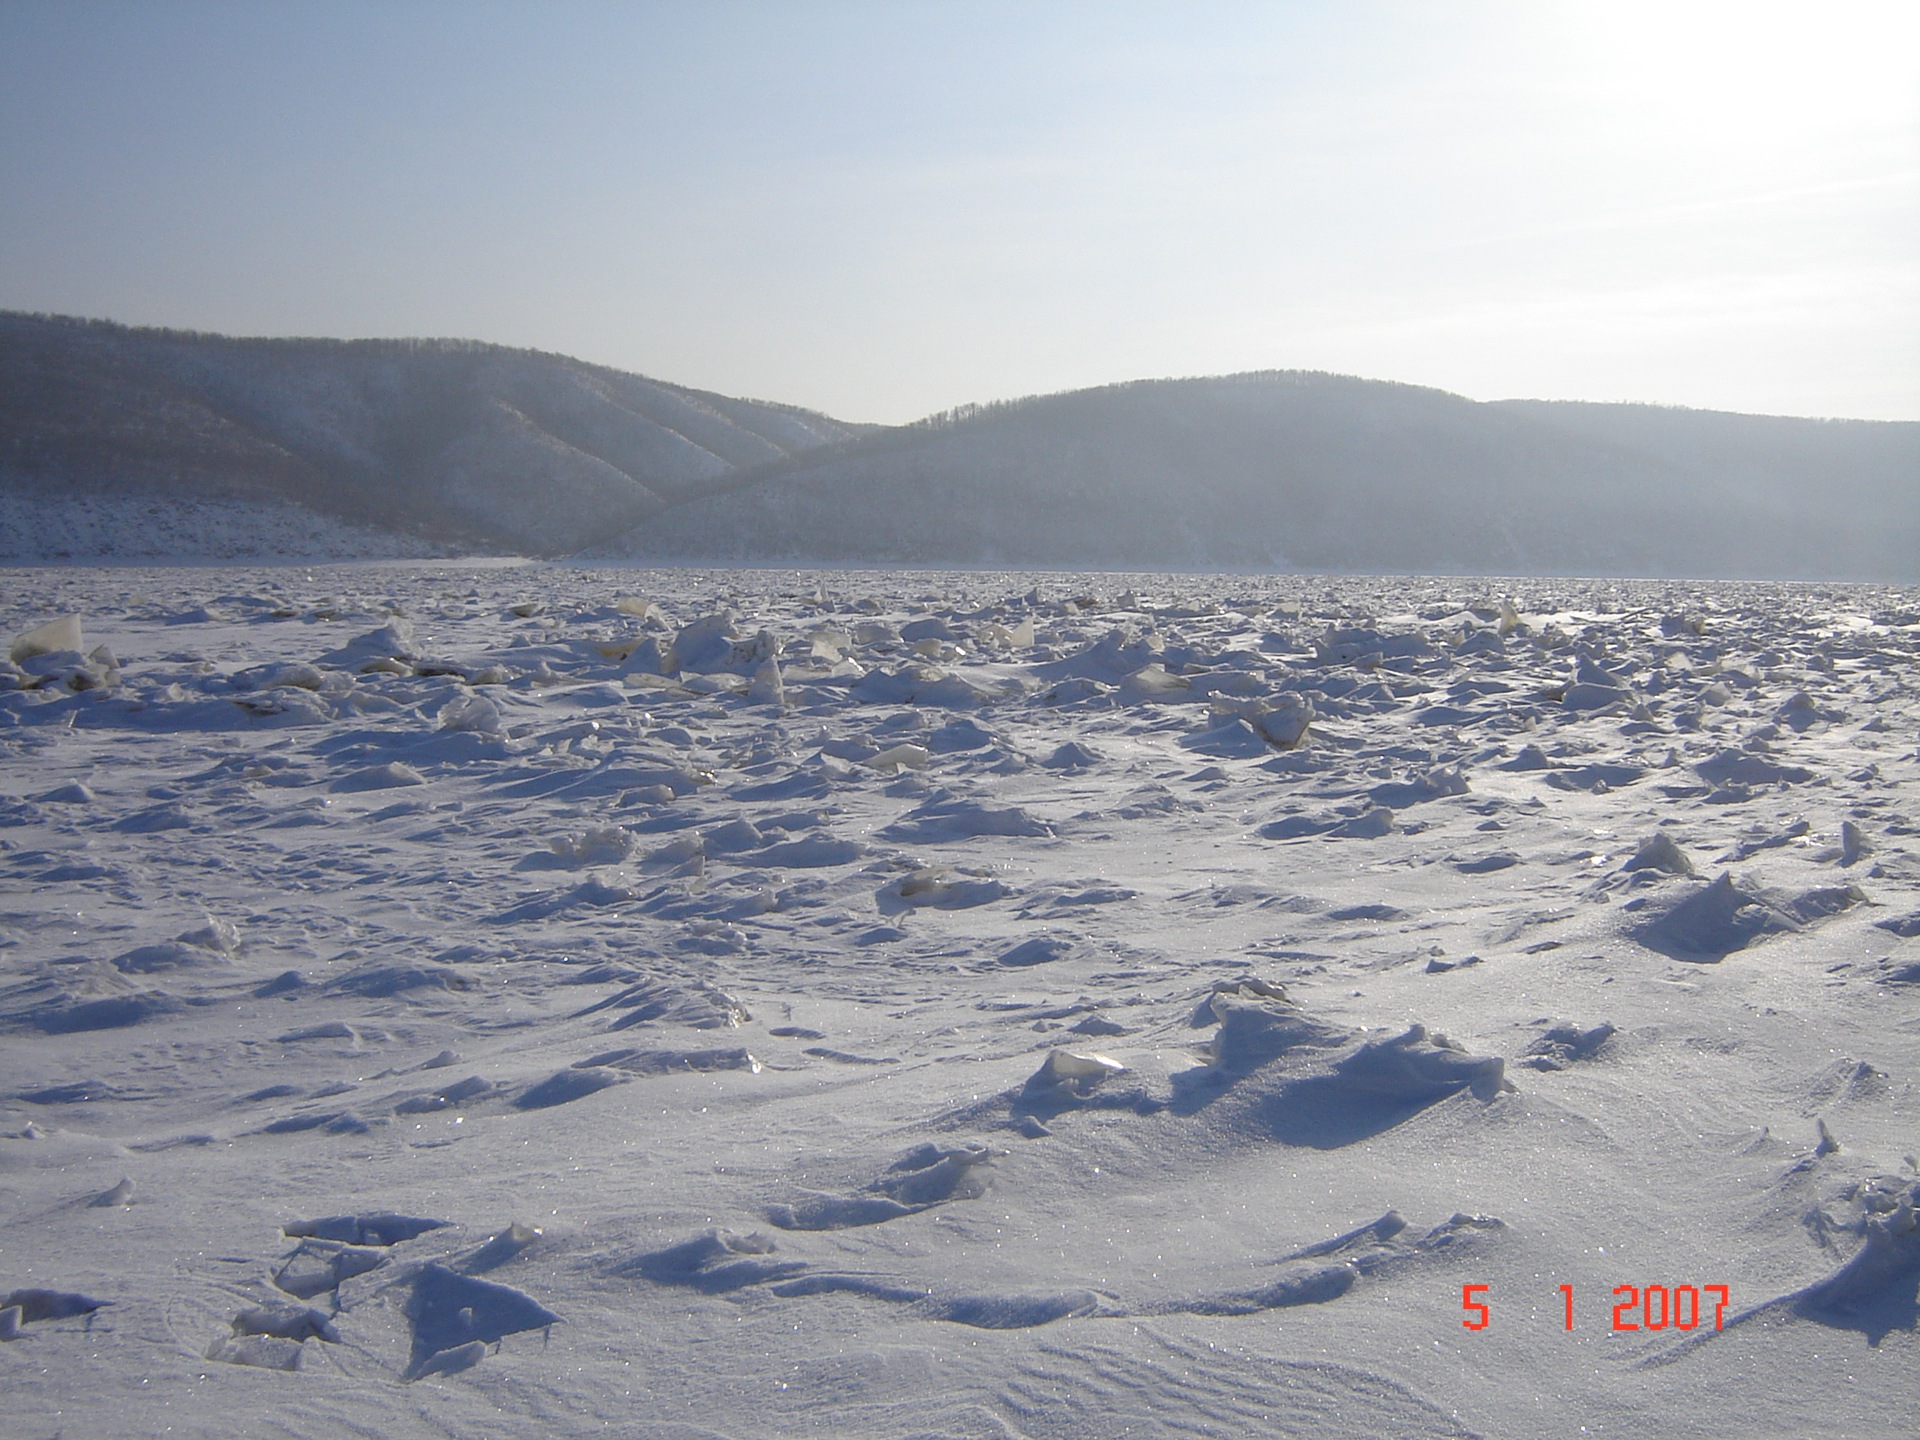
2,1,1914,422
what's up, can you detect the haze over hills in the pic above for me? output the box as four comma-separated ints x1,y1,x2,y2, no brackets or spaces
0,312,866,559
2,312,1915,578
603,375,1920,580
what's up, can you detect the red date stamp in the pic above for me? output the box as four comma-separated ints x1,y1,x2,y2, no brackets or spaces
1461,1283,1729,1331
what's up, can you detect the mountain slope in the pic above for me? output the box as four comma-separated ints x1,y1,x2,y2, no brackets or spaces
6,319,1912,578
594,373,1919,580
0,312,867,556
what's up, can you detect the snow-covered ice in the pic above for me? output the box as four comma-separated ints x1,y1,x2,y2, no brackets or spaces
2,562,1917,1437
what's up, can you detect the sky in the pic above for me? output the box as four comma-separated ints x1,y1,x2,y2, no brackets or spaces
1,0,1915,425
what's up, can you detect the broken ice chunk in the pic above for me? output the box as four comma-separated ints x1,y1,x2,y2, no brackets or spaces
440,693,502,733
10,614,83,664
1026,1049,1126,1096
1622,831,1693,876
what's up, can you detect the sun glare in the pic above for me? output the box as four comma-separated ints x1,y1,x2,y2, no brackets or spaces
1551,0,1918,162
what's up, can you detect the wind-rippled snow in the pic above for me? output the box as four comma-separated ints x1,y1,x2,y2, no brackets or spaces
2,562,1917,1438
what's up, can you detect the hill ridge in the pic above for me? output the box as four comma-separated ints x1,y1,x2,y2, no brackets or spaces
596,370,1916,580
3,314,1913,578
0,311,866,556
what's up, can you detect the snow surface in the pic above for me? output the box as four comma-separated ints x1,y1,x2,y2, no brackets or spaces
2,563,1917,1438
0,490,454,564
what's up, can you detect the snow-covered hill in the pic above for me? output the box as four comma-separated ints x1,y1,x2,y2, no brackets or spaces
597,374,1920,581
0,313,867,560
8,320,1914,578
0,490,456,564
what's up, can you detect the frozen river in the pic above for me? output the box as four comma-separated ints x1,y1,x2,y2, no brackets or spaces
3,562,1917,1438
